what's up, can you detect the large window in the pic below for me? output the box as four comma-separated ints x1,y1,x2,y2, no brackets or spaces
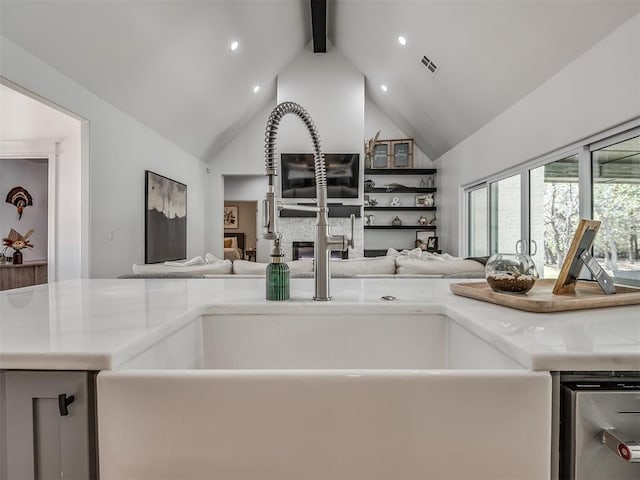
464,124,639,286
468,187,487,256
529,154,580,279
489,174,521,254
592,135,640,285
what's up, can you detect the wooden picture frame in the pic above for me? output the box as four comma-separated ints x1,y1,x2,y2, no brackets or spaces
552,219,601,295
426,236,439,251
145,170,187,264
371,141,391,169
416,230,435,250
224,205,239,229
391,139,414,168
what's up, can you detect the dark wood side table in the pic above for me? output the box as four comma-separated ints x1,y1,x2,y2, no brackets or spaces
245,249,256,262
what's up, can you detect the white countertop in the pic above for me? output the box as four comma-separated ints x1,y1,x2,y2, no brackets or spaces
0,278,638,372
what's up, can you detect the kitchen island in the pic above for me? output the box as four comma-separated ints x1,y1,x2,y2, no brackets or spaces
1,278,639,479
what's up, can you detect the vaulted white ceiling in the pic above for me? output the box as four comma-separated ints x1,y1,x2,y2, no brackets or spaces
1,0,638,161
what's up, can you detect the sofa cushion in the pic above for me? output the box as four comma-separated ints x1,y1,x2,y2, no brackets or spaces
330,256,396,276
232,260,268,275
288,259,314,274
232,259,314,275
394,256,485,276
132,260,233,275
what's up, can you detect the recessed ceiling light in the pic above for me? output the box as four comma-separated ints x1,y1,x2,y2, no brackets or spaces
398,36,407,46
253,85,260,93
230,41,239,52
381,84,388,92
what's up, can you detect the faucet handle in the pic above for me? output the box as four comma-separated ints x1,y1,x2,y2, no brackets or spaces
262,197,278,240
262,198,270,229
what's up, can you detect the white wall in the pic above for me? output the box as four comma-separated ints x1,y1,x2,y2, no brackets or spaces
436,15,640,255
0,159,48,260
1,37,208,277
276,41,364,168
207,101,275,259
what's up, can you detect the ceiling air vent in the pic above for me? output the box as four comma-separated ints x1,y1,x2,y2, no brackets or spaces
421,55,439,76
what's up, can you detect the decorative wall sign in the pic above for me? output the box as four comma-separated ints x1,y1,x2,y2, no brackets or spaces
391,139,414,168
145,171,187,264
5,186,33,220
372,142,391,168
224,205,239,229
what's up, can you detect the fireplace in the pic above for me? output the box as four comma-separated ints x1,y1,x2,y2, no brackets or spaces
292,242,348,261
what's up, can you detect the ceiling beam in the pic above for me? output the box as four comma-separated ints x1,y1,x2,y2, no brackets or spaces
311,0,327,53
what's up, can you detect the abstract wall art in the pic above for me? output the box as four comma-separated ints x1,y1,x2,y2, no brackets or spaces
145,171,187,263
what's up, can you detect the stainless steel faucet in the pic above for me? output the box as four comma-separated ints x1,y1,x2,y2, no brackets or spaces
262,101,354,301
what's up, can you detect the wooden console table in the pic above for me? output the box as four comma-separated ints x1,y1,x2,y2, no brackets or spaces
0,261,48,291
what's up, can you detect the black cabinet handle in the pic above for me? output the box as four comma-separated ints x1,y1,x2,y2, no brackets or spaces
58,393,75,416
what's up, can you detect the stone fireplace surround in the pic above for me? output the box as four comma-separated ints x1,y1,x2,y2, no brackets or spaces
293,242,348,261
277,216,364,262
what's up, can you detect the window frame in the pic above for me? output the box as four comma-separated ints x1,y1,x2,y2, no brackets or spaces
462,119,640,258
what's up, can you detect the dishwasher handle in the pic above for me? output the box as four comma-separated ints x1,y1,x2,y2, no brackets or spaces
602,428,640,462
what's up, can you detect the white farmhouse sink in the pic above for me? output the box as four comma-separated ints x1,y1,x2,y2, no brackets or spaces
98,308,551,479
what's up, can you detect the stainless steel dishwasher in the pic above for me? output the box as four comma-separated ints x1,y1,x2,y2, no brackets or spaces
560,374,640,479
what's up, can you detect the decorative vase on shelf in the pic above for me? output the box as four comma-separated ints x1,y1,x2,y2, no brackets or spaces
425,193,434,207
12,250,23,265
485,253,538,294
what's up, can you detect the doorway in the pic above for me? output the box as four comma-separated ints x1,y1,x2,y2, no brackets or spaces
0,80,84,282
223,175,268,262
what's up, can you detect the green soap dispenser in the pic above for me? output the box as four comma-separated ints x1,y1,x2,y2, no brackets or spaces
266,238,290,301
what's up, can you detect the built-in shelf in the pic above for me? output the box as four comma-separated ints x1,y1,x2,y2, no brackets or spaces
279,205,361,218
365,187,436,194
363,167,439,253
364,168,437,175
364,225,437,230
364,206,436,211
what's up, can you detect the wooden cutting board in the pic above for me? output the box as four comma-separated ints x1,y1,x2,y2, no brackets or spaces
450,279,640,313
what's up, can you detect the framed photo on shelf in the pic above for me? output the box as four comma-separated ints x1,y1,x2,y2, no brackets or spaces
415,230,435,250
426,236,439,251
372,141,391,168
391,139,413,168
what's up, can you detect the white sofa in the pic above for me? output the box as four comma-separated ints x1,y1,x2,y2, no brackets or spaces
130,254,486,278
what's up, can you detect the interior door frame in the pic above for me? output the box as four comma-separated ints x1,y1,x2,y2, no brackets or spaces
0,141,57,282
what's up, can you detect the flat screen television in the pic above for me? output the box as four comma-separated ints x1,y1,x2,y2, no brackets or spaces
280,153,359,199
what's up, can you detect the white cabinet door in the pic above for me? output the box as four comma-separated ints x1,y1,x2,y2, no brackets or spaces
5,371,95,480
